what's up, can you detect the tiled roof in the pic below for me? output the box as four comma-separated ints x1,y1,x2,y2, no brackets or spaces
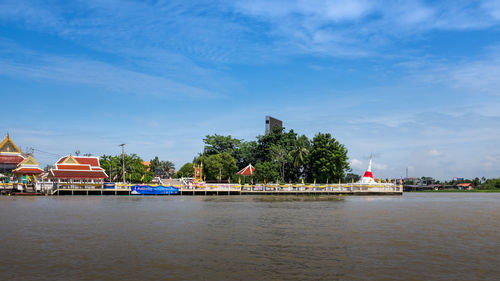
50,170,107,179
237,164,255,176
13,167,44,174
56,164,91,170
56,156,100,167
75,157,99,166
0,155,25,164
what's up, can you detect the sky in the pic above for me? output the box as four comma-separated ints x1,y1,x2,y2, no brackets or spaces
1,0,500,180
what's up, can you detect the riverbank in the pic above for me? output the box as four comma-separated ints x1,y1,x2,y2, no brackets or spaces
415,189,500,192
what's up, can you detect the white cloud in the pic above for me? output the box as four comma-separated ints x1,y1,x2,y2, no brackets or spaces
350,158,364,169
428,149,443,157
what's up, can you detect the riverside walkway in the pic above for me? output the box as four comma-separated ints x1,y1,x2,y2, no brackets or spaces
46,183,402,196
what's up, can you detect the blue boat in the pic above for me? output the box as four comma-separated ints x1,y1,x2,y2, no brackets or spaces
130,185,179,195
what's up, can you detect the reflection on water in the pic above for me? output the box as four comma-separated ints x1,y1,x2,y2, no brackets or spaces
0,193,499,280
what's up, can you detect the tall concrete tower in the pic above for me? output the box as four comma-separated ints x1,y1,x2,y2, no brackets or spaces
265,116,283,134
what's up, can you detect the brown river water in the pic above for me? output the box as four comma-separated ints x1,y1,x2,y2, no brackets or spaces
0,193,499,280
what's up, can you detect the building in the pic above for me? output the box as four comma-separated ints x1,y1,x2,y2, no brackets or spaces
12,155,44,191
0,134,25,173
265,116,283,134
47,154,108,189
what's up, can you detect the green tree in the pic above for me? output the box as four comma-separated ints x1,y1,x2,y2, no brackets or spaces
236,140,258,170
289,135,310,179
344,173,361,183
203,134,242,156
150,156,175,178
100,154,154,183
271,145,287,181
197,152,237,181
255,161,280,183
307,133,350,183
478,178,500,190
176,162,194,178
255,127,299,181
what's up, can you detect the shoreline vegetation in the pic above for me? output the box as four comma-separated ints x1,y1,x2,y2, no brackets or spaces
98,127,354,185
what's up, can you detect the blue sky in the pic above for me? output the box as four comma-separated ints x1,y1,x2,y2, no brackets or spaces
1,0,500,180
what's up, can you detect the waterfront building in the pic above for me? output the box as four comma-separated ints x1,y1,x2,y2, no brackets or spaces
12,155,44,191
0,134,25,173
47,154,108,188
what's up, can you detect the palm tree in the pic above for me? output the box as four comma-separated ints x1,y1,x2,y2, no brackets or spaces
271,145,287,182
160,160,175,178
289,135,309,179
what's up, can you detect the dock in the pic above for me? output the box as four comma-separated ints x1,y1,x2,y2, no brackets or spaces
47,183,403,196
2,182,403,196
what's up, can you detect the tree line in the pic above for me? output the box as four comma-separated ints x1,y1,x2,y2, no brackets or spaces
100,154,174,183
177,127,352,183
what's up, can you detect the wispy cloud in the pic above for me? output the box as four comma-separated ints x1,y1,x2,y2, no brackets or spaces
400,45,500,96
0,52,216,98
231,0,500,57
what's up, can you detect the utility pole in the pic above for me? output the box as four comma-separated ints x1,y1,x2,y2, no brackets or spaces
119,144,125,183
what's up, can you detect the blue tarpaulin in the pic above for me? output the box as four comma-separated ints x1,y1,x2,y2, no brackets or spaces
130,185,179,195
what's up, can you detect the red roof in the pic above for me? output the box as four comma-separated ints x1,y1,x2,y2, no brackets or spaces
75,157,99,166
13,167,44,174
457,183,472,187
50,170,107,179
56,164,91,171
0,155,25,164
57,156,99,167
237,164,255,176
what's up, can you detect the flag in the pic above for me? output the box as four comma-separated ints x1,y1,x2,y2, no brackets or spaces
314,179,316,185
141,174,145,181
113,174,118,181
301,178,304,184
238,177,241,184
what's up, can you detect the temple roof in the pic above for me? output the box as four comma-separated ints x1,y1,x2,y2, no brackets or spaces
49,170,107,179
13,155,44,174
13,167,44,174
56,155,100,167
0,155,25,164
237,164,255,176
0,134,22,155
50,155,106,179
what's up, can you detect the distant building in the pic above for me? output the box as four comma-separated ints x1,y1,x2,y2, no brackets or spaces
265,116,283,134
47,154,108,188
0,134,25,173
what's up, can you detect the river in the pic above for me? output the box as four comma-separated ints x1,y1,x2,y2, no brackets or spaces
0,193,498,280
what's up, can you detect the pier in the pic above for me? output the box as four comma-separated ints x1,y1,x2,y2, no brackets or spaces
2,181,403,196
14,183,402,196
